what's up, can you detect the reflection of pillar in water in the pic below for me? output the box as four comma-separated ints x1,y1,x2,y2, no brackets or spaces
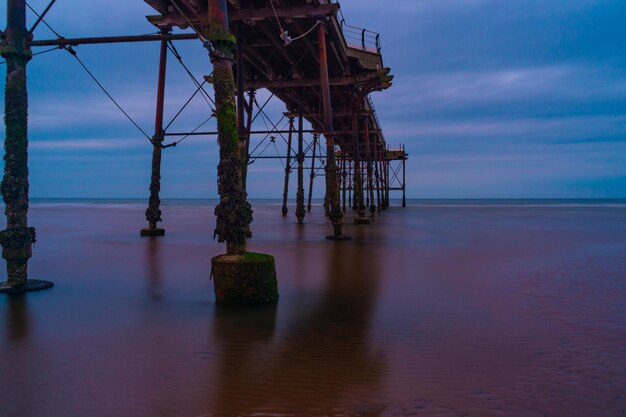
211,304,277,414
214,239,385,414
145,237,162,300
6,293,29,340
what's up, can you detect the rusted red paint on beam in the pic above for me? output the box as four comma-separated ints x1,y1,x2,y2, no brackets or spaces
208,0,228,31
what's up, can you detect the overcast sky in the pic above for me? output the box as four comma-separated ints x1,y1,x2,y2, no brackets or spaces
1,0,625,199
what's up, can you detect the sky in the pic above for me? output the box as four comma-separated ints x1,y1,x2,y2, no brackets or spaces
1,0,626,199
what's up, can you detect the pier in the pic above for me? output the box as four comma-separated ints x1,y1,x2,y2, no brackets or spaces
0,0,406,297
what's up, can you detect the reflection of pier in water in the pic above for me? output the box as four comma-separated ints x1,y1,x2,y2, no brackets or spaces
144,237,163,300
6,294,29,341
212,240,385,415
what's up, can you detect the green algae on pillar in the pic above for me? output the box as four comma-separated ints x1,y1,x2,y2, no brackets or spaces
211,252,278,304
0,0,52,294
207,0,277,304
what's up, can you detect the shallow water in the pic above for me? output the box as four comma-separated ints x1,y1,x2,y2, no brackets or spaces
1,200,625,417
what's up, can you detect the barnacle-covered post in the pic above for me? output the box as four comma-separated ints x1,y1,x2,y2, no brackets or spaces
373,140,382,212
318,21,348,240
0,0,53,293
364,114,376,215
306,134,318,213
208,0,278,304
141,28,169,237
352,94,368,224
281,117,294,216
295,101,306,224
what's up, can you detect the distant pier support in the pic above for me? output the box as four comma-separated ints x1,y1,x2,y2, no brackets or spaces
281,117,294,217
306,134,318,213
402,145,407,208
295,102,306,224
0,0,53,294
374,142,382,212
141,28,169,237
364,114,376,215
352,95,368,225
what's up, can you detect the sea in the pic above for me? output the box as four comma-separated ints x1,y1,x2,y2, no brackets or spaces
0,198,625,417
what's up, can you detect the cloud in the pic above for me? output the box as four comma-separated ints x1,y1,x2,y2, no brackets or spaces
384,115,626,142
29,137,147,150
1,0,626,198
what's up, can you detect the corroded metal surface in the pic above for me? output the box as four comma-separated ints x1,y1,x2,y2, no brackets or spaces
0,0,39,289
143,0,402,235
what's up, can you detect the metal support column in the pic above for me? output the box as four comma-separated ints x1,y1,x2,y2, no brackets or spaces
374,141,382,212
208,0,277,305
295,102,306,224
207,0,252,255
384,148,391,208
318,22,347,239
341,154,347,212
242,89,255,190
0,0,53,293
364,115,376,215
307,134,318,213
281,117,294,216
352,102,365,219
402,144,407,208
142,29,169,237
379,145,388,210
348,160,353,209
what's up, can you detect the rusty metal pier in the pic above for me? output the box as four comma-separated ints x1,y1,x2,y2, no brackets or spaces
143,0,405,233
0,0,407,294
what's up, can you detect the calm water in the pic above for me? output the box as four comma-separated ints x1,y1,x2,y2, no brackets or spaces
1,200,625,417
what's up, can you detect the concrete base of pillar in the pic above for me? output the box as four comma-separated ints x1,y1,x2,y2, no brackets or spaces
211,252,278,305
354,217,371,225
0,279,54,294
325,234,352,241
140,228,165,237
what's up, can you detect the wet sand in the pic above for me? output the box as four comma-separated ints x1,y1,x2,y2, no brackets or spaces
1,200,625,417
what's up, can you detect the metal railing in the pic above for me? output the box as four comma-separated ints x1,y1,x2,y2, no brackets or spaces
340,19,381,53
331,1,382,53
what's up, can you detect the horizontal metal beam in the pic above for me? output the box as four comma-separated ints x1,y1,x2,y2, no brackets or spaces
249,156,323,160
164,129,318,137
340,187,404,191
30,33,198,47
284,110,372,119
244,71,391,89
230,4,339,21
163,129,381,137
147,4,339,28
